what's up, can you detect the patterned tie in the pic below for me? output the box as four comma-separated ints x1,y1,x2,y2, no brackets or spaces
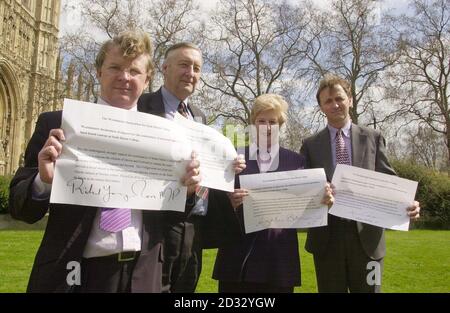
335,129,351,165
100,207,131,232
177,101,188,118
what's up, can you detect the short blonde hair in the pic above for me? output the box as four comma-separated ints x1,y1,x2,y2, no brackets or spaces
316,74,351,106
95,30,154,77
250,94,289,126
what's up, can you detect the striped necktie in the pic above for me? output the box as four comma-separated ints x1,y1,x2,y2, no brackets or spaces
177,101,189,118
100,207,131,232
335,129,351,165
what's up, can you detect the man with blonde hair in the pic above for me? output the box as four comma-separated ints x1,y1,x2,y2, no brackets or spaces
9,30,202,292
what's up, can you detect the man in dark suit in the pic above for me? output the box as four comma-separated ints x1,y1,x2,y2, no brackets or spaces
300,74,421,293
138,42,208,293
139,43,245,293
9,31,201,292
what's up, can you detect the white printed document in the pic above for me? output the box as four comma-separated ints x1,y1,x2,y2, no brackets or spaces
239,169,328,233
50,99,236,210
174,113,237,192
329,164,418,231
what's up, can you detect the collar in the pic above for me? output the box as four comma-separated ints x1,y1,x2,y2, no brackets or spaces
249,142,280,160
97,97,137,111
161,86,189,110
327,119,352,139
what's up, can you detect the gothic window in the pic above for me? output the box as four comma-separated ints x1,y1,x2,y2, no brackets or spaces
19,23,26,59
25,33,30,61
21,0,31,10
0,2,4,37
47,37,55,68
44,0,54,23
40,34,45,68
11,17,16,51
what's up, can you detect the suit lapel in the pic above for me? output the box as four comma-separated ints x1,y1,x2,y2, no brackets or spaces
137,88,165,117
244,146,260,175
138,88,206,124
351,124,366,168
314,128,334,181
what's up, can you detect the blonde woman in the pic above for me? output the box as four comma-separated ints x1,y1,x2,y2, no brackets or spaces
211,94,333,293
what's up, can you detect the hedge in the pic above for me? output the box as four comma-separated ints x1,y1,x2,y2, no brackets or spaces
0,175,12,214
1,161,448,228
391,160,450,229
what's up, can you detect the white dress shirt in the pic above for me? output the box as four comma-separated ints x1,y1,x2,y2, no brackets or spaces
249,142,280,173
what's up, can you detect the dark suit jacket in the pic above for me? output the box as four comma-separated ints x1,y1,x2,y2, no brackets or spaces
9,104,166,292
300,124,396,260
138,88,206,123
212,147,304,287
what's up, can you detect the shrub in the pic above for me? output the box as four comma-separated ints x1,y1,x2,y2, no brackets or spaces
0,175,12,214
391,160,450,229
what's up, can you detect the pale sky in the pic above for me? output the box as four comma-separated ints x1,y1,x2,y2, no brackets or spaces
59,0,218,35
59,0,411,36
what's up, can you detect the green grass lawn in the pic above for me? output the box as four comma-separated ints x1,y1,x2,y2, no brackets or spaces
0,230,43,293
196,230,450,293
0,230,449,292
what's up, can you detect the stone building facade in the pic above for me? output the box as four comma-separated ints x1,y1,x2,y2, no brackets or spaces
0,0,60,175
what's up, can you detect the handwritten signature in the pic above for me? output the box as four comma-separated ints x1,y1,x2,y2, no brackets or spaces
256,213,318,227
66,178,181,203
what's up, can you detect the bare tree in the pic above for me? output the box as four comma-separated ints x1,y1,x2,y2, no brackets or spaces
147,0,201,78
199,0,314,126
280,104,313,152
80,0,151,38
409,126,448,170
385,0,450,173
306,0,399,126
59,33,100,102
59,0,201,98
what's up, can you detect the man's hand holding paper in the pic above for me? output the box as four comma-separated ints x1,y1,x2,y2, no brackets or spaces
329,164,419,231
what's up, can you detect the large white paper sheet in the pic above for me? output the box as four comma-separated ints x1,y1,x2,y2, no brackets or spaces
51,99,190,211
51,99,239,210
174,113,237,192
239,169,329,233
50,99,190,211
329,164,418,231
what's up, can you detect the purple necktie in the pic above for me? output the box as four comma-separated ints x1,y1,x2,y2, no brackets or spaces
177,101,188,118
100,207,131,232
335,129,351,165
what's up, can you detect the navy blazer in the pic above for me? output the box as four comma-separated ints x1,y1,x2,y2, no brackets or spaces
212,147,304,287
